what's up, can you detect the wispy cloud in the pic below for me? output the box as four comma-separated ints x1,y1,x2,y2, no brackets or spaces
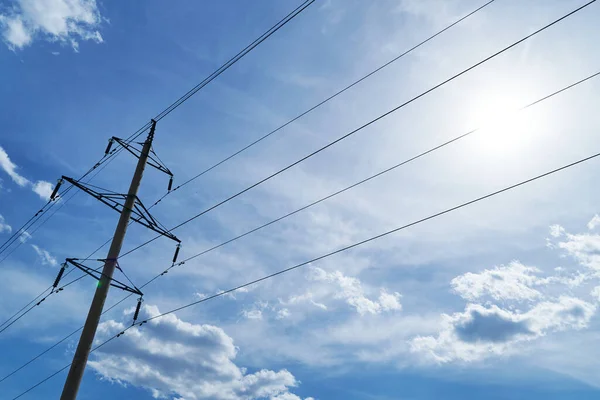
0,214,11,234
31,244,57,267
0,145,29,187
19,231,32,243
0,0,104,51
0,146,55,200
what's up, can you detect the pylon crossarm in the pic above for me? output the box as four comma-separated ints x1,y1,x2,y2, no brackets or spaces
112,137,173,177
61,176,179,243
64,259,143,296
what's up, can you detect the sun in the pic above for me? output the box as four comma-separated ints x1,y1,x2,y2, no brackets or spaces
466,91,535,156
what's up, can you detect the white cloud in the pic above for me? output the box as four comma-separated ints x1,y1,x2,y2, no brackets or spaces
0,14,31,48
0,215,12,234
0,145,30,186
557,232,600,271
0,146,56,200
378,289,403,312
590,286,600,302
451,261,544,302
89,305,307,400
0,0,104,50
588,214,600,230
32,180,54,200
218,286,249,300
276,308,291,320
31,244,57,266
306,267,402,315
284,292,328,311
19,230,32,243
243,309,263,320
411,297,596,363
549,224,565,238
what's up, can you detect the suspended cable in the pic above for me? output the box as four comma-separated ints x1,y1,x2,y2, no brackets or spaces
3,67,598,384
150,0,498,208
0,145,137,332
120,0,598,259
11,148,600,400
0,0,315,320
152,0,316,122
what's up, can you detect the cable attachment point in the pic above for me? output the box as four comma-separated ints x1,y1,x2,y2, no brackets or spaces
167,175,173,191
104,138,114,155
172,243,181,264
132,297,143,325
50,178,63,201
52,262,67,290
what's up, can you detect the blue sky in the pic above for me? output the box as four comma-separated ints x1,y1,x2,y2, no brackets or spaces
1,0,600,399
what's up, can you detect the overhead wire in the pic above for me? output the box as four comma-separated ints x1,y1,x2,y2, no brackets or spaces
3,66,599,385
0,146,131,332
11,148,600,400
0,0,316,333
3,0,597,388
119,0,598,259
0,140,140,331
149,0,498,208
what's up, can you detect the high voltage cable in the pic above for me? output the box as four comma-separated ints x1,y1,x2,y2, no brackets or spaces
9,0,495,311
0,144,130,264
151,0,316,123
0,0,316,334
149,0,497,208
0,0,583,334
0,157,121,329
2,0,595,386
119,0,597,259
0,142,141,331
3,68,598,385
11,149,600,400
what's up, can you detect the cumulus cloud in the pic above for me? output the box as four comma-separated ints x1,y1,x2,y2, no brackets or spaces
0,215,11,234
587,215,600,230
411,297,596,363
303,267,402,315
549,224,566,238
31,244,57,266
0,0,104,50
89,305,307,400
556,232,600,271
32,180,54,200
451,262,544,302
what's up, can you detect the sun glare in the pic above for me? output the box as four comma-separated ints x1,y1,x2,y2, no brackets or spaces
467,92,534,156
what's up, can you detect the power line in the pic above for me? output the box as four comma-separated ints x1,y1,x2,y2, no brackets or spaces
0,0,317,337
0,145,134,332
119,0,597,259
11,148,600,400
151,0,316,123
3,67,598,385
149,0,497,208
0,146,126,265
3,0,596,387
